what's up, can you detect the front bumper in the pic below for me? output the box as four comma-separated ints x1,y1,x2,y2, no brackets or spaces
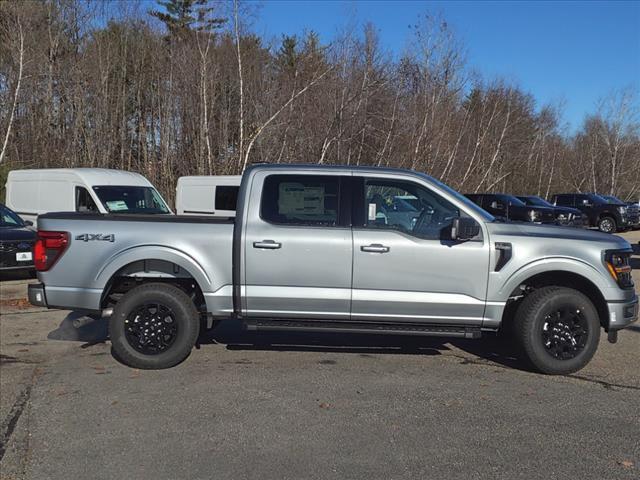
607,295,639,331
28,283,47,307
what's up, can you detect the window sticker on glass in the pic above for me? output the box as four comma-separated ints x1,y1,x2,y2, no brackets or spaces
278,183,325,215
368,203,377,221
106,200,129,211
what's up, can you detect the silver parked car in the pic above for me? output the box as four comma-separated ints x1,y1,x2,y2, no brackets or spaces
29,164,638,374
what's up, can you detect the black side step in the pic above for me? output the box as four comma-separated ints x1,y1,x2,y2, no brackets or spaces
243,319,481,339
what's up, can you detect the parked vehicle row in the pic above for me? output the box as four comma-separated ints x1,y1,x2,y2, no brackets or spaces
4,168,636,234
27,164,638,374
461,191,639,233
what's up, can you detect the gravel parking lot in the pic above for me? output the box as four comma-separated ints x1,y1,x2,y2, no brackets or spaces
1,231,639,480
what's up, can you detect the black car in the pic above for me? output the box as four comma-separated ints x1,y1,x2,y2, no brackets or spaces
516,195,587,227
464,193,556,224
550,193,630,233
599,194,640,230
0,203,36,272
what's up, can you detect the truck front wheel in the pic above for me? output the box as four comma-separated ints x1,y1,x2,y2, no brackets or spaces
597,216,616,233
514,287,600,374
109,283,200,369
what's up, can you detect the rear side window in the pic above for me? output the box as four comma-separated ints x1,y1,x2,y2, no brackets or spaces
215,186,239,211
75,187,99,213
261,175,339,227
555,195,573,206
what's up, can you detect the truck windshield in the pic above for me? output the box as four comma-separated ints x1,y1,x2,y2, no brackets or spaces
92,186,170,214
1,205,25,227
600,195,625,205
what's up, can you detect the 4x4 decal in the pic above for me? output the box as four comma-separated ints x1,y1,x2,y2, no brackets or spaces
75,233,115,242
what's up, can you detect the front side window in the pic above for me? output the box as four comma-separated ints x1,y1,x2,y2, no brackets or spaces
362,179,461,240
75,187,99,213
92,186,170,214
261,175,340,226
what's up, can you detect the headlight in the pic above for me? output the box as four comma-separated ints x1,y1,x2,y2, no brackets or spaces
604,250,634,289
618,206,627,214
528,209,541,222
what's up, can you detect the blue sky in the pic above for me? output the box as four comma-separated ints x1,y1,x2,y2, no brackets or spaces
250,0,640,132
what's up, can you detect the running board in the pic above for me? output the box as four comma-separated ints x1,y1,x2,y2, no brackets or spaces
243,319,481,339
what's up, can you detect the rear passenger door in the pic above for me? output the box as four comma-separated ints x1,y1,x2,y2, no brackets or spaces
242,172,352,319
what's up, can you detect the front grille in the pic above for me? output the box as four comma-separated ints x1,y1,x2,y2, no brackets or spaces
0,243,17,253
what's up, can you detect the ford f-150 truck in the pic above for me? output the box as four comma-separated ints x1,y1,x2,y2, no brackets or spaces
29,164,638,374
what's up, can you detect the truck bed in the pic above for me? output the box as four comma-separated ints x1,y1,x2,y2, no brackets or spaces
36,212,235,314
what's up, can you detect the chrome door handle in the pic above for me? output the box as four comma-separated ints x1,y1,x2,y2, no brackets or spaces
253,240,282,249
361,244,390,253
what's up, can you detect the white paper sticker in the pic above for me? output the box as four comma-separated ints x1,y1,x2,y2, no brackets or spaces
106,200,129,211
368,203,377,221
16,252,32,262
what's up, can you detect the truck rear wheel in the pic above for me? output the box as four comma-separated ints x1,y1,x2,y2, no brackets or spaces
514,287,600,374
109,283,200,369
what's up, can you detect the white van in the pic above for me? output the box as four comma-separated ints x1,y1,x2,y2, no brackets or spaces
5,168,172,225
176,175,241,217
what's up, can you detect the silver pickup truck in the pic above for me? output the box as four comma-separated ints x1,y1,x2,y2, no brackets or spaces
29,164,638,374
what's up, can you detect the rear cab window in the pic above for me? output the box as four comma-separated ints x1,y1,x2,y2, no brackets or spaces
260,175,341,227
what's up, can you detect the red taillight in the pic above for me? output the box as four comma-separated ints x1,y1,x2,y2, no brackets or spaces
34,231,69,271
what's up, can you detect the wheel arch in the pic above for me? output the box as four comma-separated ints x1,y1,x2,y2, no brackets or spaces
97,246,213,310
502,270,609,330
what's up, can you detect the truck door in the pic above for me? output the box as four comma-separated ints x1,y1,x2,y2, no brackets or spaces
351,175,490,326
242,172,352,319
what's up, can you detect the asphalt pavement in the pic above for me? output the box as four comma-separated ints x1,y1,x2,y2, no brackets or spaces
1,231,639,480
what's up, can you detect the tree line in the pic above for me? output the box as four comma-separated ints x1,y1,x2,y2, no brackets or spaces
1,0,638,204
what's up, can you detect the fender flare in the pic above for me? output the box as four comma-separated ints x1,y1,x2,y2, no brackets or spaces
494,256,610,301
95,245,213,293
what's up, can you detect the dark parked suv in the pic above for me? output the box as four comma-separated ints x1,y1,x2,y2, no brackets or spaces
551,193,630,233
0,203,35,272
464,193,556,224
517,195,587,227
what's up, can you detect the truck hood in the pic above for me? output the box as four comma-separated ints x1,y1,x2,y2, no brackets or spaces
486,221,631,250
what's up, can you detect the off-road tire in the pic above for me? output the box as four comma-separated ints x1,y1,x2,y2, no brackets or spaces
109,283,200,369
514,286,600,375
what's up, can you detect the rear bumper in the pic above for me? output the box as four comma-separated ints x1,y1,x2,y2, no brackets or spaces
28,283,47,307
607,295,639,331
27,283,102,311
0,265,35,271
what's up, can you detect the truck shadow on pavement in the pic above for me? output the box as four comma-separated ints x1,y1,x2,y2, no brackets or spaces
47,311,108,347
203,320,531,372
46,312,541,373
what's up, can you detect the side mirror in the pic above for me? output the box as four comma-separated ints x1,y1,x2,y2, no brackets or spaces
451,217,480,241
24,220,33,227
